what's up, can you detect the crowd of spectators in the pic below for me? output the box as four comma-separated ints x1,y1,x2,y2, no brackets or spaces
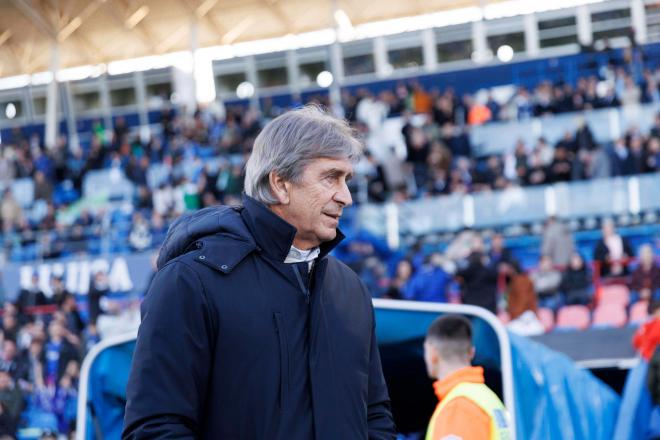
350,215,659,335
0,292,87,437
359,87,660,202
1,53,660,260
0,260,140,437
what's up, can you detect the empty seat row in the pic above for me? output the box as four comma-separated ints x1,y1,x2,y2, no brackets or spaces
498,301,649,332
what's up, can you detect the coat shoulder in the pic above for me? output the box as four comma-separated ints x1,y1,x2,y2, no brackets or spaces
325,256,370,297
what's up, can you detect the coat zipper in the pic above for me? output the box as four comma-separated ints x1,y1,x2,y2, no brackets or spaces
292,263,311,305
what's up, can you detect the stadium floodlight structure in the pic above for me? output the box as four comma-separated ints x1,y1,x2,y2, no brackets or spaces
316,71,334,88
497,45,514,62
236,81,255,99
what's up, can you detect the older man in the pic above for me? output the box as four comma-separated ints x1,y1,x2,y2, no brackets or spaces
123,106,396,439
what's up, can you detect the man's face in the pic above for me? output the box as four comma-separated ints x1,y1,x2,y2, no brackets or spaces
277,157,353,249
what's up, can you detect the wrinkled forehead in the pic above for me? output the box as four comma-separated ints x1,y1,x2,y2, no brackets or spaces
305,156,354,175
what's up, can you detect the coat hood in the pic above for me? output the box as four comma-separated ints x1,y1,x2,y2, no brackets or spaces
156,205,251,269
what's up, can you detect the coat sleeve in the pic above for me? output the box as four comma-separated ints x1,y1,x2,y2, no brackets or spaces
367,304,397,439
122,261,216,439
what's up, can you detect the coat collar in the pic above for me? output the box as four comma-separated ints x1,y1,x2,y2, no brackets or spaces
240,194,344,262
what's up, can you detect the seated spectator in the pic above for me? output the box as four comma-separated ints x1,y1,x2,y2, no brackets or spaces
39,232,63,260
49,276,70,307
385,259,413,300
504,261,537,321
456,251,498,314
66,225,88,255
0,189,22,233
531,256,563,311
0,401,17,437
44,321,79,389
0,371,23,433
1,313,18,343
22,337,45,392
488,233,513,268
0,340,24,382
15,273,47,321
358,257,388,298
548,146,572,183
541,216,574,268
33,170,53,203
630,244,660,303
59,294,85,337
560,252,593,305
646,137,660,172
401,253,451,303
88,271,110,327
128,212,153,251
594,219,633,277
53,360,79,434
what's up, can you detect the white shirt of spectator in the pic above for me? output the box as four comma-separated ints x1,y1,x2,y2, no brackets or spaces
605,234,624,261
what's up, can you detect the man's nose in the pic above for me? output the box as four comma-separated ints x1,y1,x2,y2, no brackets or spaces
334,181,353,207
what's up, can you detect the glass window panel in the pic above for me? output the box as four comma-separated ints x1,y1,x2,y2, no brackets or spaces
146,82,172,100
216,72,246,93
436,40,472,63
73,91,100,113
388,46,423,69
257,66,287,88
299,61,326,86
0,100,23,120
540,34,578,48
33,97,46,115
591,8,631,23
110,87,136,107
343,53,375,76
538,16,576,30
488,32,525,53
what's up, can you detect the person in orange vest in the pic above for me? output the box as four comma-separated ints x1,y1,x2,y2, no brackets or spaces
424,314,511,440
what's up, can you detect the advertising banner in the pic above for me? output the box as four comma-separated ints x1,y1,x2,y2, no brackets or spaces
1,251,158,301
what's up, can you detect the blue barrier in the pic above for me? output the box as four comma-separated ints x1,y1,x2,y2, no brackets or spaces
509,333,620,440
613,359,653,440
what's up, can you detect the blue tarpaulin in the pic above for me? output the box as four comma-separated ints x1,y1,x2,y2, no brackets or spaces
613,359,653,440
509,334,620,440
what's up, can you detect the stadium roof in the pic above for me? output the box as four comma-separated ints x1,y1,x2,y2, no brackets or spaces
0,0,601,80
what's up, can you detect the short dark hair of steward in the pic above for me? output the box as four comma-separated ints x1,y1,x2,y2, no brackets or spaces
426,314,473,360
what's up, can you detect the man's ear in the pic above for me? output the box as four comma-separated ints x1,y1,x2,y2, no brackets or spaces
269,171,291,205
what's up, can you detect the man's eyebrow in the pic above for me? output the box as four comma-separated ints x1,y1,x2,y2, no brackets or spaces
323,168,352,177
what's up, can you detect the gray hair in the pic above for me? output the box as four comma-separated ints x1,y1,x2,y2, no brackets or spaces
244,105,362,205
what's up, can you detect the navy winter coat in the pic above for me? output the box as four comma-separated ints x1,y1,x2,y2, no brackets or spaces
123,195,396,439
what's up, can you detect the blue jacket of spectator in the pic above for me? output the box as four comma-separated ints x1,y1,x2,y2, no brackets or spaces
402,265,450,303
123,195,395,440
